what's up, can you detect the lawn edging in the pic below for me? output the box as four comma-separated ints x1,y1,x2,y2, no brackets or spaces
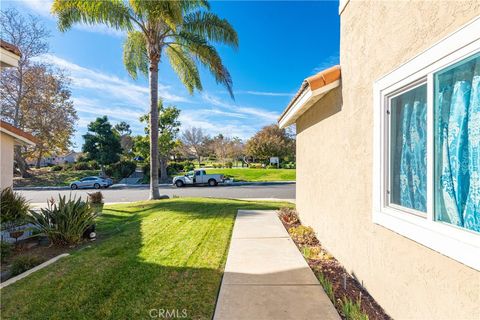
0,253,70,289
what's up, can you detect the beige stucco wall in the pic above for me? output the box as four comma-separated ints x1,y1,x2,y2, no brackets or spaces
1,132,15,189
295,1,480,319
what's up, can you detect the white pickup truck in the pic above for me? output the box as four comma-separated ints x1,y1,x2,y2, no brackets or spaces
173,169,225,187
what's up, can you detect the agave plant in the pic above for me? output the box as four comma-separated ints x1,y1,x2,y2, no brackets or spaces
29,195,97,245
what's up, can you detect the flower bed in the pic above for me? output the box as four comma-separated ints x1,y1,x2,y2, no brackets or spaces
278,207,391,320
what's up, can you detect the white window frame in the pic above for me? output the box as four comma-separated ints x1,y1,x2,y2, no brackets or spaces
373,17,480,271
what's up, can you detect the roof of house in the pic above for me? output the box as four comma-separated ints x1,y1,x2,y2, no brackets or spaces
0,40,21,57
0,120,37,145
278,65,341,128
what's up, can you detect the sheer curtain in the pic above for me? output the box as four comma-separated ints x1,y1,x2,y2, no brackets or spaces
391,85,427,212
436,54,480,232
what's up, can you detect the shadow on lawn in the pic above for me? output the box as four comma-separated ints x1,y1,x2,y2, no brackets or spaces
1,199,291,320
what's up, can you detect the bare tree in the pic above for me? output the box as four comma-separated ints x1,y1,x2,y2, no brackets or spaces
181,127,205,166
0,8,50,177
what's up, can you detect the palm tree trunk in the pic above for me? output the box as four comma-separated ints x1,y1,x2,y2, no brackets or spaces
149,61,161,200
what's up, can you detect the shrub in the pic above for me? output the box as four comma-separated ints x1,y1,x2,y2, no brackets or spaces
0,187,30,228
317,272,335,303
88,160,100,170
266,164,277,169
288,225,318,246
73,162,91,170
212,163,221,168
106,160,136,180
10,255,43,276
249,163,263,169
301,246,322,260
341,296,369,320
278,207,299,225
184,163,194,171
87,192,103,204
29,195,97,245
282,162,296,169
1,241,12,260
50,165,63,172
225,161,233,168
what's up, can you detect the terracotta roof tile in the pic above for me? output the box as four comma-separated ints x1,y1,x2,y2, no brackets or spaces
279,65,341,121
0,120,37,145
0,40,21,57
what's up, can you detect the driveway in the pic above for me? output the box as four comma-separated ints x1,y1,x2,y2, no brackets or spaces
17,183,295,204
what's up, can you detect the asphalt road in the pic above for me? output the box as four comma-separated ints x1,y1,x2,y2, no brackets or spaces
17,183,296,204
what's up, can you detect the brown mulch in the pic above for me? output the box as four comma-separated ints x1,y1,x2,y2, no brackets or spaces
279,216,391,320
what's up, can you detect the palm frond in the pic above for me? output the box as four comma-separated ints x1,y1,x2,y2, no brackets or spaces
51,0,133,32
183,11,238,48
123,31,149,79
174,32,233,98
165,44,202,94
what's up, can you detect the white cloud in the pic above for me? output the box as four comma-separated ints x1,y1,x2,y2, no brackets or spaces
236,90,294,97
312,54,340,74
202,93,279,123
37,54,189,106
14,0,125,37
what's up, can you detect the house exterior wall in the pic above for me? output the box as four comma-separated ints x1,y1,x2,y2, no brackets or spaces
0,133,15,189
295,1,480,319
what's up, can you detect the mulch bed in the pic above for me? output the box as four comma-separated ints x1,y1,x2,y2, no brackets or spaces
279,215,391,320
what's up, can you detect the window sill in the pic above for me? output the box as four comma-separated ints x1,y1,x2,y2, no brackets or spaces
373,209,480,271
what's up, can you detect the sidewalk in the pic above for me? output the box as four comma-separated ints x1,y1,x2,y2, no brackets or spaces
213,210,340,320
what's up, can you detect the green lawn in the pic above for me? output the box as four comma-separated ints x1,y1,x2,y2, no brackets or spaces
206,168,296,182
13,168,99,187
1,198,292,319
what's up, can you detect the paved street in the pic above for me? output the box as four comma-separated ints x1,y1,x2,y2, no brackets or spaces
17,183,295,204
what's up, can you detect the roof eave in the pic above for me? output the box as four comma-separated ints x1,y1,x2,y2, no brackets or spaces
278,79,340,128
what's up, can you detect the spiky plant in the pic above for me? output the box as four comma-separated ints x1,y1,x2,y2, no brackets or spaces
51,0,238,199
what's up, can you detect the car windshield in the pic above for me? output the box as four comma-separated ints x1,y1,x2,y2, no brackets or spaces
186,171,194,177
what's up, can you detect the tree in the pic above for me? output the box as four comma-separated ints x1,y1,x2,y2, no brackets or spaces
246,124,295,163
211,134,230,165
21,65,78,168
114,121,132,136
229,137,245,167
82,116,122,166
52,0,238,200
114,121,134,156
0,8,50,177
140,100,181,182
181,127,205,166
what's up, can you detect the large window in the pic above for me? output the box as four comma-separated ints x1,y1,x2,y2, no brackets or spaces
434,54,480,233
373,17,480,270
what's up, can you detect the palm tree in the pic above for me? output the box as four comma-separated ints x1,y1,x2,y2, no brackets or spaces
52,0,238,199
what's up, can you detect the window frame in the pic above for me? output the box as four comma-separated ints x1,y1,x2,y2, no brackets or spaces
372,17,480,271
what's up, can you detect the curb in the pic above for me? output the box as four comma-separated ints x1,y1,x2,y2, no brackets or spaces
0,253,69,289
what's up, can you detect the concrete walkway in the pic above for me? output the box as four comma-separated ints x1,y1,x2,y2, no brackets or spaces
214,210,340,320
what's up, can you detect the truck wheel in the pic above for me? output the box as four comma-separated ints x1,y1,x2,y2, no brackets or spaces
175,180,184,188
208,179,217,187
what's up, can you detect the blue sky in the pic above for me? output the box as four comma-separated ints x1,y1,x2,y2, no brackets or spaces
5,0,340,150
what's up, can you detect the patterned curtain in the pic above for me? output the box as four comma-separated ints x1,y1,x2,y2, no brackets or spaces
391,85,427,212
436,55,480,232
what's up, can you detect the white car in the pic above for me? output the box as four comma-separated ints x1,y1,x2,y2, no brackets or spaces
173,170,224,187
70,176,112,189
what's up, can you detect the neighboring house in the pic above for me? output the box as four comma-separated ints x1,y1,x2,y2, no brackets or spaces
0,121,36,189
279,2,479,319
28,151,83,167
0,39,21,69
